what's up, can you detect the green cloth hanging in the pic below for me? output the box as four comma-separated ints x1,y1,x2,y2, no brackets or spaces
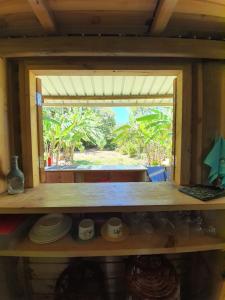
204,137,225,188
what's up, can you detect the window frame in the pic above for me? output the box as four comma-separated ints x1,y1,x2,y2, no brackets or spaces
18,58,192,187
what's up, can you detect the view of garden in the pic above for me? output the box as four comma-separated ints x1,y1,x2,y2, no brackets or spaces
43,106,173,167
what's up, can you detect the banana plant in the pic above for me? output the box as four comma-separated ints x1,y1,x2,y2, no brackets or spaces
43,107,109,165
114,108,172,165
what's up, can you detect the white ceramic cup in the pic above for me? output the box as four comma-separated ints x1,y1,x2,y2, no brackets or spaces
78,218,95,241
107,217,123,239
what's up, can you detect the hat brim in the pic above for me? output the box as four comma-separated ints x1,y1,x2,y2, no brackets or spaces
101,222,129,242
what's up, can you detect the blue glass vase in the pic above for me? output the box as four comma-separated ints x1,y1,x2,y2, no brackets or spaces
7,156,24,194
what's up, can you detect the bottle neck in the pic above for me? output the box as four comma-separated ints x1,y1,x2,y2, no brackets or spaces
11,156,19,169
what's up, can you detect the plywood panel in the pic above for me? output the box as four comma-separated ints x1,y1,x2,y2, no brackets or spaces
55,11,150,35
47,0,157,11
0,13,45,37
0,58,10,193
164,13,225,38
0,0,32,15
176,0,225,18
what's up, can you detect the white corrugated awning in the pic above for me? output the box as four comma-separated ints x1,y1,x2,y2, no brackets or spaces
38,75,175,106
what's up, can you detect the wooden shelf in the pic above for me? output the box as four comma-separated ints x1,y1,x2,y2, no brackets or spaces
0,182,225,214
0,233,224,258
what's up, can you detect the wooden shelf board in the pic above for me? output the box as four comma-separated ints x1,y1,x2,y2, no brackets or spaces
0,183,225,214
0,234,224,258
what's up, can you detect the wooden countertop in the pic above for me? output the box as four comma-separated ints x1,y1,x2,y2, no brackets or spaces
0,182,225,214
45,165,147,172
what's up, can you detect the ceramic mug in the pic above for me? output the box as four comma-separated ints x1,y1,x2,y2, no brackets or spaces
78,218,95,241
107,217,123,239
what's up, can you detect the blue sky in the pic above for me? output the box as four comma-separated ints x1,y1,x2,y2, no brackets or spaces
112,107,129,125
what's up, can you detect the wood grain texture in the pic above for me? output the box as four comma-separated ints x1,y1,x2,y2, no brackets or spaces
19,64,40,188
28,0,56,33
0,58,10,193
0,232,224,257
174,65,192,185
0,37,225,59
191,63,203,185
175,0,225,18
0,182,225,213
150,0,179,35
7,61,22,161
43,94,173,101
36,78,45,184
202,62,225,184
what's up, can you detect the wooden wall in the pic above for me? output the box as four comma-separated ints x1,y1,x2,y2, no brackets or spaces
202,61,225,183
191,61,225,184
5,57,225,187
0,58,10,193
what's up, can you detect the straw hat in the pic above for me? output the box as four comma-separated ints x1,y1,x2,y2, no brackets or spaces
101,217,129,242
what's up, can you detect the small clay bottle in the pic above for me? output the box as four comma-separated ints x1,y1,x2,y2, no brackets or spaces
7,156,24,194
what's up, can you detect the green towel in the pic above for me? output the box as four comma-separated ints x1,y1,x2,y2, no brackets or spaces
204,137,225,187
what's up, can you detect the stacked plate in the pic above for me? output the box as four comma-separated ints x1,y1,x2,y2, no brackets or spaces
29,214,72,244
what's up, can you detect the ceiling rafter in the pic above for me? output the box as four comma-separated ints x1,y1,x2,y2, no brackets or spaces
27,0,56,33
149,0,179,35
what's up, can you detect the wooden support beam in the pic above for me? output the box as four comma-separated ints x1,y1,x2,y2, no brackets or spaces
27,0,56,33
0,36,224,59
150,0,179,35
43,94,174,101
43,102,173,107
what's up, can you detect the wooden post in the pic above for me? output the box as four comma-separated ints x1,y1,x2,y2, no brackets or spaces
0,58,10,193
19,63,40,187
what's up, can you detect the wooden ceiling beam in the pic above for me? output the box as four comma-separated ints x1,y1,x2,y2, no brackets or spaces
150,0,179,35
0,36,224,59
43,94,174,101
27,0,56,33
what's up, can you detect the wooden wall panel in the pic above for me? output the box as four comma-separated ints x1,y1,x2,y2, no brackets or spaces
174,65,192,185
0,58,10,193
190,62,203,184
27,256,126,300
201,61,225,184
7,61,22,160
190,61,225,185
220,66,225,138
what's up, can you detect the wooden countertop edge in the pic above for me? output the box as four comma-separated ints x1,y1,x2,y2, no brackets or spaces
0,182,225,213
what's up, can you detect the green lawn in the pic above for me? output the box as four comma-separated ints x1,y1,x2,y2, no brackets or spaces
72,150,145,166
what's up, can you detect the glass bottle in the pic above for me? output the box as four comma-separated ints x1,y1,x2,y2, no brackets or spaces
7,156,24,194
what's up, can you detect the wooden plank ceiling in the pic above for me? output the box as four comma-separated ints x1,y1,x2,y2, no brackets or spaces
0,0,224,39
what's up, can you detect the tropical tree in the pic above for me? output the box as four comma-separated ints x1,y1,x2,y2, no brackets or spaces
43,107,116,165
114,108,172,165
